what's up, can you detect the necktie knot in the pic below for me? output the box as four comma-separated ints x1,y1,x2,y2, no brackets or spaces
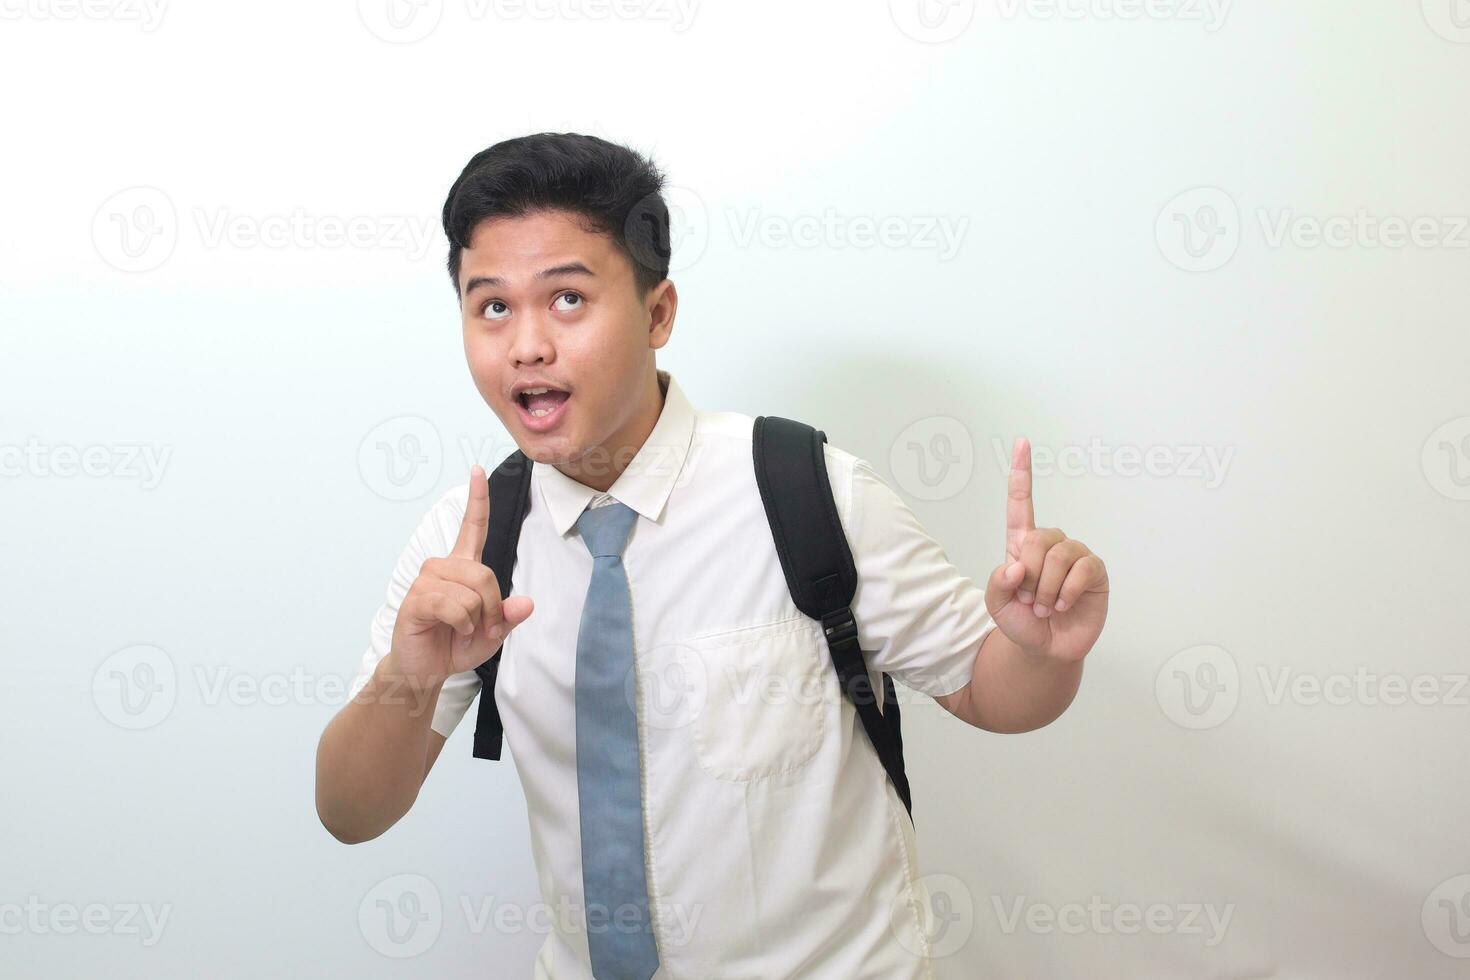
575,500,639,559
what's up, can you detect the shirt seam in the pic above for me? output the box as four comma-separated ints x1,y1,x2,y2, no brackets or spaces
630,579,669,971
884,779,936,978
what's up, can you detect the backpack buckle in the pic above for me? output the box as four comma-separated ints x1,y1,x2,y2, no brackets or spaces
820,607,858,648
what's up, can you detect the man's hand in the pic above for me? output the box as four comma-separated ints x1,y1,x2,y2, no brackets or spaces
983,437,1108,663
389,465,535,687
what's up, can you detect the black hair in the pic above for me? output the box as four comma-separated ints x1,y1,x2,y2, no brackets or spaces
441,132,671,300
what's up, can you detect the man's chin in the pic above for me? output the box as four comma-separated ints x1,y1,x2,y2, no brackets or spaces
518,439,579,467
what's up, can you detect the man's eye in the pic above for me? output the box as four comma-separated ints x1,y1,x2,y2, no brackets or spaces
482,300,510,320
553,292,583,311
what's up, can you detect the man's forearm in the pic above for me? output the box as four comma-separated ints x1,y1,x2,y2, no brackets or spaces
957,627,1084,733
314,649,444,843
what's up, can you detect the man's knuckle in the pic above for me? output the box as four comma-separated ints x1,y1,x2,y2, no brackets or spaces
1047,544,1076,566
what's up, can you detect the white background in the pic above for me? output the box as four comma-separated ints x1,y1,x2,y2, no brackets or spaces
3,0,1469,976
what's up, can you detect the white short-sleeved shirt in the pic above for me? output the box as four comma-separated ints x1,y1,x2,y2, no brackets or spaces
350,368,996,978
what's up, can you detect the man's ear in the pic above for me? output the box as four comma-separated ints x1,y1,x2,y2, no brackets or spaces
646,278,677,349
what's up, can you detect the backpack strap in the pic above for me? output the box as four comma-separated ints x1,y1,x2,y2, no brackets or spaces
752,415,914,824
471,451,535,760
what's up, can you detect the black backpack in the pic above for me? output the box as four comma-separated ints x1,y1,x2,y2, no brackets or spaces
470,415,915,824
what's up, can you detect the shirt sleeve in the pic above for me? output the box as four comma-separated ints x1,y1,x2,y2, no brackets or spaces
346,483,484,739
842,453,996,700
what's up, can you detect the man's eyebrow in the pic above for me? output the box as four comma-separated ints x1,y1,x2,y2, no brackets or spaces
462,262,596,296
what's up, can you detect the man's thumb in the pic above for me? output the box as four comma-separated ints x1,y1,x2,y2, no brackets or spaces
500,594,535,630
985,560,1025,613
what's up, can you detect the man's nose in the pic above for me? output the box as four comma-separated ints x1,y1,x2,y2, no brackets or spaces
508,314,556,366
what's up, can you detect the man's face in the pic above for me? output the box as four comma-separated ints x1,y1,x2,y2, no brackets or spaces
457,208,673,473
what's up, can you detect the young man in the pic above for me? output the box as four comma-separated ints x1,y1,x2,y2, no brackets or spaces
315,133,1109,978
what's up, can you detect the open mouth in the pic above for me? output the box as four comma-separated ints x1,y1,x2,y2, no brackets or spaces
514,387,572,431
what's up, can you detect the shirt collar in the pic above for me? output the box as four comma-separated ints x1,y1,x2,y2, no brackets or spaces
533,368,696,537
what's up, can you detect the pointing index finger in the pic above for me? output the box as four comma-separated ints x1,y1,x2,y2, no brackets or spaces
452,465,490,560
1006,436,1035,541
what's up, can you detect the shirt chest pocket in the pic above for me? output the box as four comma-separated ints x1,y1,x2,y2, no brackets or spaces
675,616,833,782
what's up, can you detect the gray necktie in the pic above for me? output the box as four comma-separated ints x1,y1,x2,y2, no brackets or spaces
573,500,659,979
